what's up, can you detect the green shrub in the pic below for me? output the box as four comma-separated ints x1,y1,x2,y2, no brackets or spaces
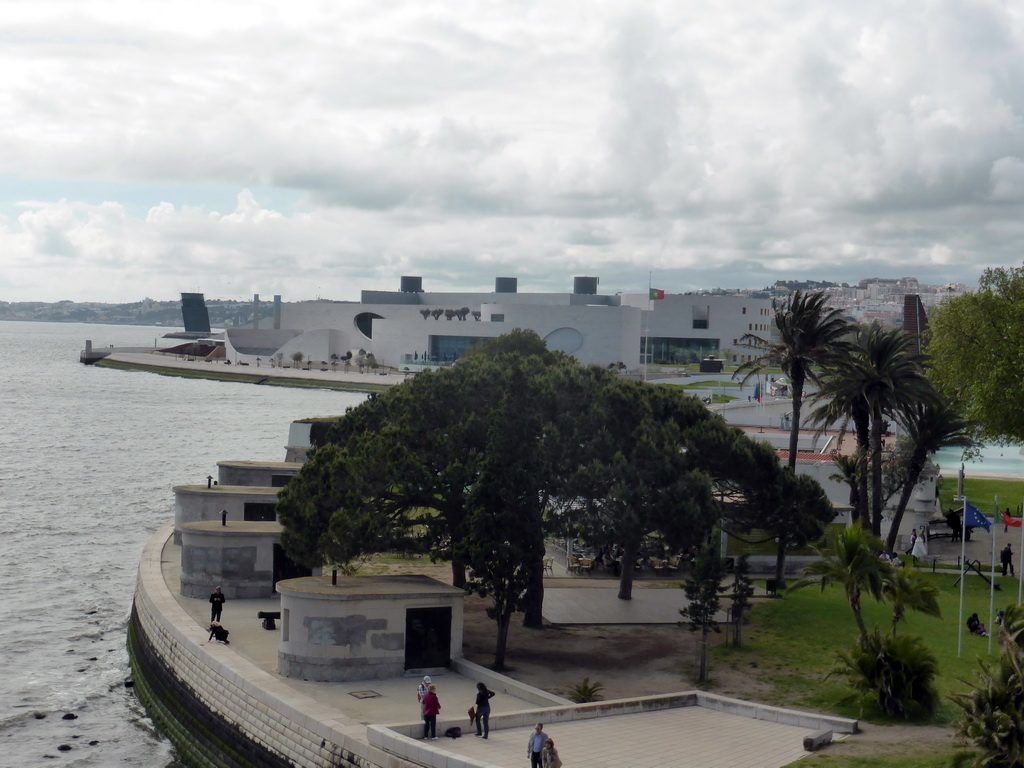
829,629,939,719
564,677,605,703
953,605,1024,768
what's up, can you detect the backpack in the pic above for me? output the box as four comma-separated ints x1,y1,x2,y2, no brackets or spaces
444,727,462,739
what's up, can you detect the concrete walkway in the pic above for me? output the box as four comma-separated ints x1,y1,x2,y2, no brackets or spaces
159,536,849,768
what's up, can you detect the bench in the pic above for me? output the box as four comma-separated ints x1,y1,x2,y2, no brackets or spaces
257,611,281,630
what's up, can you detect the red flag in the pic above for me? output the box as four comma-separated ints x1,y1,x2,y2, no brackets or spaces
649,288,665,300
1001,509,1022,528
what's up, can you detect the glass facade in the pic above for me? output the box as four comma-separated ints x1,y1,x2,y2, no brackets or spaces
641,337,720,365
428,335,492,362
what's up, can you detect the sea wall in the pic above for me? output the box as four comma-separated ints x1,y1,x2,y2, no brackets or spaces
128,522,416,768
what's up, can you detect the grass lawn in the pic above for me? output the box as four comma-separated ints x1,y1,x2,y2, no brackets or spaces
715,571,1014,727
937,476,1024,517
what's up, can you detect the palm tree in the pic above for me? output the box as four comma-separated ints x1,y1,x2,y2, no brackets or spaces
792,522,887,640
884,400,977,553
829,452,863,517
881,564,941,637
735,291,851,471
811,324,937,536
811,338,872,527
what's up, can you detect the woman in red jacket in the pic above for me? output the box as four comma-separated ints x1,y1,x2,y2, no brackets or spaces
421,684,441,740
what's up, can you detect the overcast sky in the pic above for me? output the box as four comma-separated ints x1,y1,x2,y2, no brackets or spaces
2,1,1023,303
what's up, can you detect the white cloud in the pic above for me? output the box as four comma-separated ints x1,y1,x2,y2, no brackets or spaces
2,0,1024,302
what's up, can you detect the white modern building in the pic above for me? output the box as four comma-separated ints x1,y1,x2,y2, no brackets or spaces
218,277,774,370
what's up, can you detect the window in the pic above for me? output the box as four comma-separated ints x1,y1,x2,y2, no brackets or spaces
742,307,747,314
491,314,504,322
244,502,276,522
692,305,709,330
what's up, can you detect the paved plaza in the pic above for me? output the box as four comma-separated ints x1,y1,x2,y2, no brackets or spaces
161,538,853,768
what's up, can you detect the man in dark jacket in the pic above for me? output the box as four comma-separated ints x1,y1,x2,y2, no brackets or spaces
210,586,226,622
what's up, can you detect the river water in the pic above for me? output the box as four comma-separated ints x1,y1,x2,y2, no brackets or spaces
0,321,366,767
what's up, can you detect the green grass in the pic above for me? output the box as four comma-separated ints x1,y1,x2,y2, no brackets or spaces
805,750,976,768
717,571,1012,728
936,476,1024,518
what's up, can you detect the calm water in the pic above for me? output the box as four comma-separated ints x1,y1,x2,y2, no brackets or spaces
933,444,1024,477
0,321,366,767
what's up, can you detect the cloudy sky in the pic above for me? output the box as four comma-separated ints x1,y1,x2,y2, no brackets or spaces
2,1,1024,303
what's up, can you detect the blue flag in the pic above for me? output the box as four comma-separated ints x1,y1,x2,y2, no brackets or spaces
964,502,992,532
753,381,761,403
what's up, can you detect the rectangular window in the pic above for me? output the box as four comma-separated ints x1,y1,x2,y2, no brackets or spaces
692,305,709,330
491,314,504,322
742,307,747,314
244,502,276,522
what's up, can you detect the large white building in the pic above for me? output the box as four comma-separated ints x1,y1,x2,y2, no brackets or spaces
218,276,774,370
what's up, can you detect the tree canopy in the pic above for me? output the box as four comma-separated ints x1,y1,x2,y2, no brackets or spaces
927,265,1024,443
276,329,834,666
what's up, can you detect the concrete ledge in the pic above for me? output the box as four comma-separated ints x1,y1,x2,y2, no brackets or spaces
450,657,571,708
375,690,858,766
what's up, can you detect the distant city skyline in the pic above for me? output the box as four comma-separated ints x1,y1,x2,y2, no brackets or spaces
2,2,1023,303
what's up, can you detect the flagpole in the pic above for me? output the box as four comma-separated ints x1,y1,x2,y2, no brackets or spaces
988,496,997,654
958,495,967,659
644,271,651,382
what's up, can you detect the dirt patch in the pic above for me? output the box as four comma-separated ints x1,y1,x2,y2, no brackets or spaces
379,560,961,758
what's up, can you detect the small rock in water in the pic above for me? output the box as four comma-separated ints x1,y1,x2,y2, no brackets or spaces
89,740,99,746
57,744,72,751
61,713,78,720
34,712,46,720
124,679,134,688
88,656,98,661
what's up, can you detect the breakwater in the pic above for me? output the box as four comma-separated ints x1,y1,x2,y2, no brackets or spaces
128,524,399,768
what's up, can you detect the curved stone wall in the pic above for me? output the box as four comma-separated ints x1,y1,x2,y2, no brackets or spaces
128,523,406,768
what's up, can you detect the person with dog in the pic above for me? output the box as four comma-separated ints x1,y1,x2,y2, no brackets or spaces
473,682,495,738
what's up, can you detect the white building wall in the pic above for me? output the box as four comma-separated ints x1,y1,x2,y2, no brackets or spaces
235,288,769,369
619,294,774,363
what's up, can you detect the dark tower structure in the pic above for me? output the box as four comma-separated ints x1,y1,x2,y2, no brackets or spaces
180,293,212,334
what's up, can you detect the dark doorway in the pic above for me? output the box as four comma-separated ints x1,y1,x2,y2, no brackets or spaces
273,544,311,586
404,607,451,670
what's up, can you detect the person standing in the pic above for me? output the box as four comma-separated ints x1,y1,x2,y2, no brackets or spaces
911,533,928,563
474,682,495,738
527,723,549,768
416,675,431,703
541,738,562,768
421,684,440,740
905,528,918,555
210,586,226,623
1001,544,1016,577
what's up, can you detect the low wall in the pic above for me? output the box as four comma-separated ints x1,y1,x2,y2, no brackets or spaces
128,523,411,768
369,692,857,768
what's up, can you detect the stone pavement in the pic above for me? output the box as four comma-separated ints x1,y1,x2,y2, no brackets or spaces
393,705,820,768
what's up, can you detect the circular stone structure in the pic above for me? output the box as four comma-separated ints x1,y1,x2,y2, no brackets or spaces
180,521,287,599
276,574,465,682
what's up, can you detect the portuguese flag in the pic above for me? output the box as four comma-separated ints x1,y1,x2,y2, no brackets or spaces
649,288,665,300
